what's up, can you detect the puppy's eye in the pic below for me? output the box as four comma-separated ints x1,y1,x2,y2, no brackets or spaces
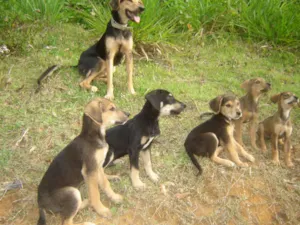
283,94,289,98
255,80,261,84
110,107,116,111
226,104,232,108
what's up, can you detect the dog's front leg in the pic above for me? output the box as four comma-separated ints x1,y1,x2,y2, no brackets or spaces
140,149,159,183
129,150,145,189
84,170,112,218
234,140,255,163
98,167,123,203
271,133,280,165
284,135,293,167
249,115,259,150
226,141,248,167
125,51,135,95
105,49,116,99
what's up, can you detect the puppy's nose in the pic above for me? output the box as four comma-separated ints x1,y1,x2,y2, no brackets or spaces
237,111,242,116
267,83,271,87
124,111,130,117
139,6,145,12
181,103,186,108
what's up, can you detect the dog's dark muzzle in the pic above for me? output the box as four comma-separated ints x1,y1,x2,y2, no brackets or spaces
139,6,145,12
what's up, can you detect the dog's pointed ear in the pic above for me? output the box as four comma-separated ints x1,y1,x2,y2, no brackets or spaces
270,93,280,104
84,101,103,124
209,95,224,113
241,79,251,90
145,90,162,111
110,0,120,10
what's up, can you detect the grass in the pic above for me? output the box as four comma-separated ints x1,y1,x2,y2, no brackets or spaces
0,23,300,224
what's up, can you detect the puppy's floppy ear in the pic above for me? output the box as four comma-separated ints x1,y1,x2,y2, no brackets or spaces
110,0,120,10
209,95,224,113
145,90,163,111
84,101,103,124
241,79,251,90
270,93,280,104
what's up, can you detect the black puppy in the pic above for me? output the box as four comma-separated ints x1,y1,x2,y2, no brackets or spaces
184,94,255,176
103,89,186,188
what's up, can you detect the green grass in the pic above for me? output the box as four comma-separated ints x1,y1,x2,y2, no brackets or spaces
0,23,300,224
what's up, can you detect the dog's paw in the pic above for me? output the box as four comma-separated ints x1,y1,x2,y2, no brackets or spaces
286,161,294,167
129,88,136,95
105,93,114,100
90,86,98,92
271,159,280,166
95,206,112,218
238,162,249,167
132,180,146,189
111,193,123,204
226,161,236,167
149,172,159,183
247,155,255,163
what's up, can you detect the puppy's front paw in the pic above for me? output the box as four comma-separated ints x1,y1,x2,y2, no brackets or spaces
95,206,112,218
90,85,98,92
286,161,294,167
238,162,249,167
111,193,123,204
226,161,236,167
149,172,159,183
271,160,280,166
83,222,96,225
129,88,136,95
247,155,255,163
132,179,146,189
105,93,114,100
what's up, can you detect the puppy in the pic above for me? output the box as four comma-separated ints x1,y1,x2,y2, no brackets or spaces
258,92,299,167
37,98,129,225
185,94,255,175
103,89,186,188
234,78,271,150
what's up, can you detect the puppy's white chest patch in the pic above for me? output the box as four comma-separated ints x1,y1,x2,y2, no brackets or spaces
141,136,155,150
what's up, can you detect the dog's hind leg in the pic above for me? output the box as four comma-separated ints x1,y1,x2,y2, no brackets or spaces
211,146,236,167
51,187,95,225
125,51,135,95
234,140,255,162
80,70,101,92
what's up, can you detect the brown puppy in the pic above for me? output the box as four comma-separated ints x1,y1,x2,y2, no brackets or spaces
78,0,145,99
185,94,255,175
234,78,271,150
258,92,299,167
37,98,129,225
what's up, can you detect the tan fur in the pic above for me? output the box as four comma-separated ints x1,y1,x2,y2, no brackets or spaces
257,92,299,167
234,78,271,150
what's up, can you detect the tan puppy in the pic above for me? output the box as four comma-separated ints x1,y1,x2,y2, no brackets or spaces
234,78,271,150
258,92,299,167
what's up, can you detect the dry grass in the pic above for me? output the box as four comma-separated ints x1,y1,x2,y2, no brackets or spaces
0,23,300,225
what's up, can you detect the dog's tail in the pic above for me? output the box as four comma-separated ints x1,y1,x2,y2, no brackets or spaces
199,112,214,120
37,65,60,85
37,208,46,225
186,150,203,176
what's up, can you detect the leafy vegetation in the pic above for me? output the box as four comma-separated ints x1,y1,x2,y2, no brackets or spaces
1,0,300,49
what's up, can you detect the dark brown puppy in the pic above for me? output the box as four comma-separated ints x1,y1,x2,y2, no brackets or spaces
37,98,129,225
185,94,255,175
234,78,271,150
258,92,299,167
79,0,145,99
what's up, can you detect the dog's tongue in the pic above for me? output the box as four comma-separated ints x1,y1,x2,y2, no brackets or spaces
133,15,140,23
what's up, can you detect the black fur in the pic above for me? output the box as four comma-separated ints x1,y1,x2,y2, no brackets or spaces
103,89,186,174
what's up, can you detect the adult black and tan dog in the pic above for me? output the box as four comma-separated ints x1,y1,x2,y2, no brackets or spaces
103,89,186,188
184,94,255,175
38,0,145,99
37,98,129,225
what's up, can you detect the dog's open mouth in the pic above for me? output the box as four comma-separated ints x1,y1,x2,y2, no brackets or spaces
170,110,182,115
126,9,141,23
261,88,269,93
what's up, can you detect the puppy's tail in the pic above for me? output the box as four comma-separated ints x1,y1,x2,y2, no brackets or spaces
37,208,46,225
37,65,60,86
199,112,214,120
186,150,203,176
